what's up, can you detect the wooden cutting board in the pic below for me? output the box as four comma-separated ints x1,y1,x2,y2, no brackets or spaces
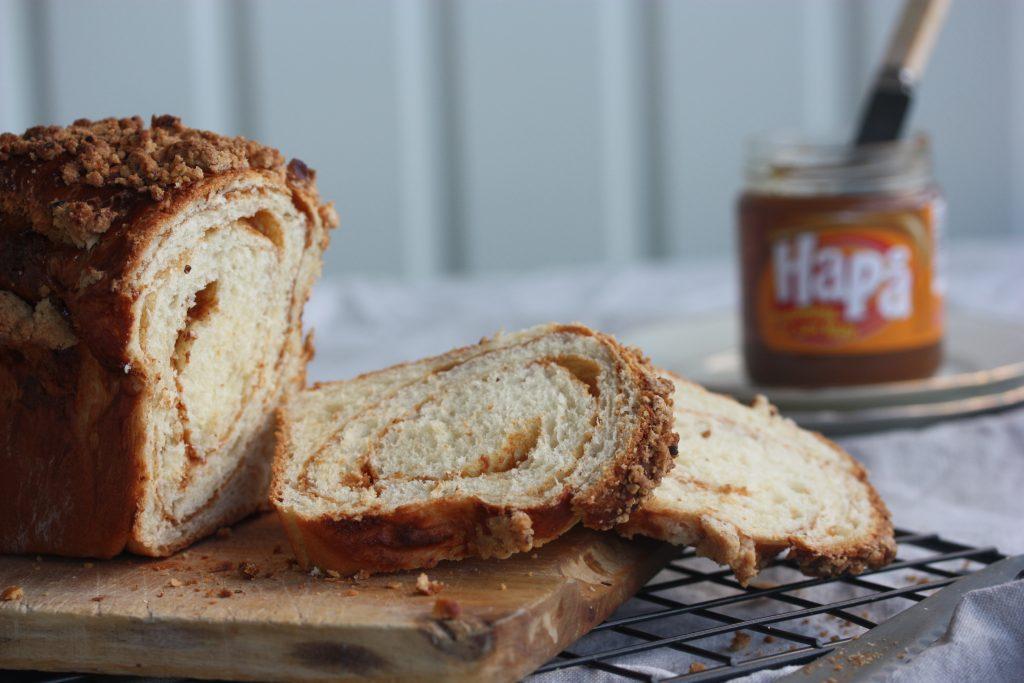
0,513,673,682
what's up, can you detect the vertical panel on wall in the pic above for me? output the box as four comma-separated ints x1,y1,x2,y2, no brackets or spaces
452,0,606,273
857,0,1016,238
1011,1,1024,235
598,0,658,262
184,0,241,135
655,0,810,259
0,0,36,132
394,0,455,278
800,1,862,138
248,0,404,278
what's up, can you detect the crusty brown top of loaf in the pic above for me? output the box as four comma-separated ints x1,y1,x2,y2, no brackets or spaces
0,115,338,369
0,115,339,248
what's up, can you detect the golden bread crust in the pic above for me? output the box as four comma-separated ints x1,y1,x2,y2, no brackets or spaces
277,480,578,575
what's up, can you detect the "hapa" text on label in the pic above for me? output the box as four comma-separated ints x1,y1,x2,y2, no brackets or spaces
772,232,912,322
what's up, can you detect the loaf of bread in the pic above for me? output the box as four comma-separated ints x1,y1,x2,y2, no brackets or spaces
0,116,337,557
618,376,896,584
273,323,679,574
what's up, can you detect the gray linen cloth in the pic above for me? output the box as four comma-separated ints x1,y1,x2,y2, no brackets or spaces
305,237,1024,681
738,582,1024,683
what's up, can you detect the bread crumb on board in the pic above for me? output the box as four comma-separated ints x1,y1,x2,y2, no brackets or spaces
433,597,462,620
689,662,707,673
416,572,444,596
239,562,260,580
1,586,23,601
167,578,184,588
345,589,359,597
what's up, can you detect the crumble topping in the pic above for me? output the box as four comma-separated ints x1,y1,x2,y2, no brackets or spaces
0,115,284,201
0,115,338,248
0,291,78,350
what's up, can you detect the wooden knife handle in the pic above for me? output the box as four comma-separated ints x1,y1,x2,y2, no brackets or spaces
882,0,952,84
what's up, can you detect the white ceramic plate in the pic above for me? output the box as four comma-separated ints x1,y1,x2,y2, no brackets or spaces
622,309,1024,433
786,383,1024,436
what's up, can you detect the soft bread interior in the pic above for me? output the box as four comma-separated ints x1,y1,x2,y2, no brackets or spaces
127,176,319,554
621,376,894,583
277,326,653,522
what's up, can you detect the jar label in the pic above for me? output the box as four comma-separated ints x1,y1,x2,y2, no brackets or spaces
756,207,943,354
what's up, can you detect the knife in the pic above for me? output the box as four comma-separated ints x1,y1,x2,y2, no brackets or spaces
853,0,951,145
779,554,1024,682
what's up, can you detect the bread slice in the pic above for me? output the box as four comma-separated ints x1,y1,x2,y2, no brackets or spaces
618,376,895,584
272,323,679,574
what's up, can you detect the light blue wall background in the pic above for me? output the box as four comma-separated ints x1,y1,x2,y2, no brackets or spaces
0,0,1020,279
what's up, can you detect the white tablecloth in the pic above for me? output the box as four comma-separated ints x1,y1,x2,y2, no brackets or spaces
304,237,1024,680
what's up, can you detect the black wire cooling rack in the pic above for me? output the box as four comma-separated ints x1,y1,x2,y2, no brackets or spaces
534,528,1005,681
2,529,1005,683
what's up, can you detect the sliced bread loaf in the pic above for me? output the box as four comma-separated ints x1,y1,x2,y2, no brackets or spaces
618,376,895,584
0,116,335,558
273,323,679,574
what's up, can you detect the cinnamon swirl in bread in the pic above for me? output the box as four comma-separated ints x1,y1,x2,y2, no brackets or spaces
618,376,896,584
0,116,337,557
272,323,678,575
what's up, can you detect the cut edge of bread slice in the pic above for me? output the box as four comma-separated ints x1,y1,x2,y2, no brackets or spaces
272,323,679,575
119,172,329,557
618,374,896,585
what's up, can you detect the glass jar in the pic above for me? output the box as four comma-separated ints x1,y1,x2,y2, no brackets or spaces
737,133,944,387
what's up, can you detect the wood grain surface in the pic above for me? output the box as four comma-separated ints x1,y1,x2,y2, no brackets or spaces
0,513,673,682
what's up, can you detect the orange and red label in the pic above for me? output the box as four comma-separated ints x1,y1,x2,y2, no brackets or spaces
756,206,943,354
